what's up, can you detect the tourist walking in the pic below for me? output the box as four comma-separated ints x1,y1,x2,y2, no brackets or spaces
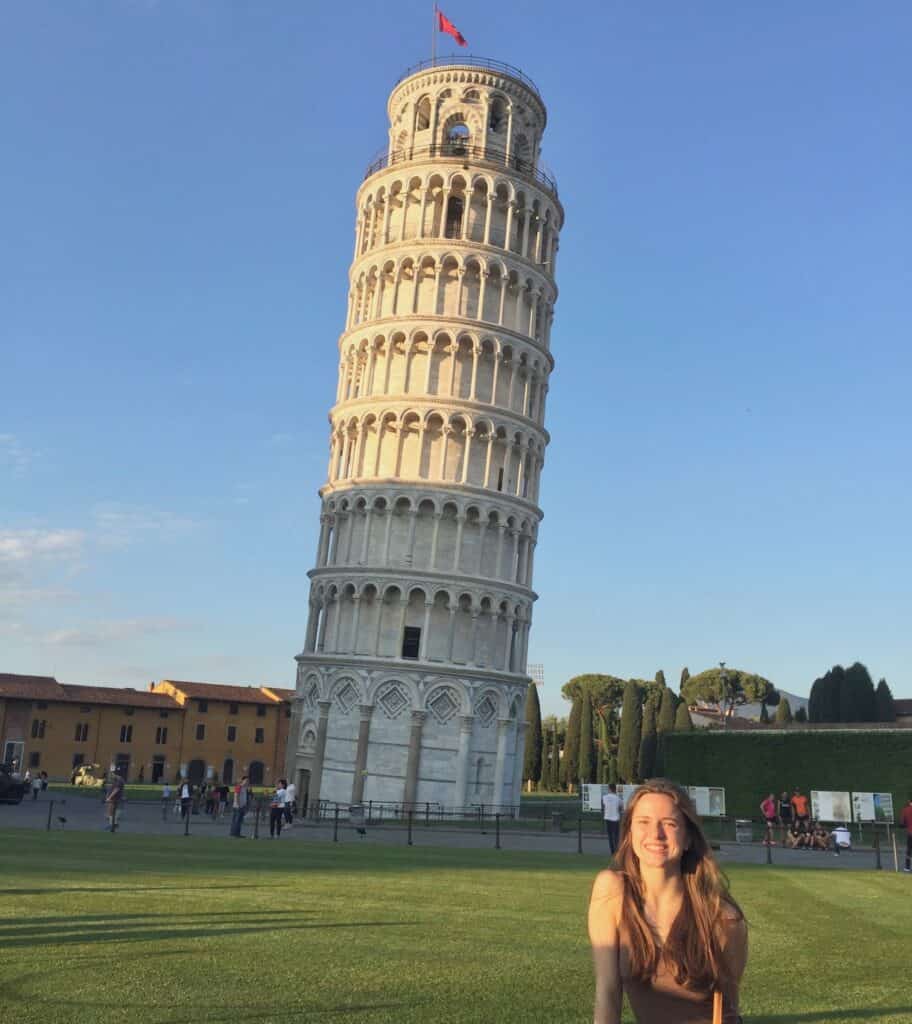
760,793,777,845
179,778,192,820
105,773,125,831
229,775,250,837
284,780,297,826
269,779,288,838
588,779,748,1023
901,796,912,873
31,773,42,801
161,782,171,821
601,783,622,855
777,790,792,844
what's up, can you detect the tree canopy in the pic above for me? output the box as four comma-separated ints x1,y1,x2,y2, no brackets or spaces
681,668,774,721
522,683,543,785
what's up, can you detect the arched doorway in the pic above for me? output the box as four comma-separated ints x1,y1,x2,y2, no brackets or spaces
248,761,264,786
187,759,206,785
222,758,234,786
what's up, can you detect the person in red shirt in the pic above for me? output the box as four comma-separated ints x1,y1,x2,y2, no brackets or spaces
900,796,912,873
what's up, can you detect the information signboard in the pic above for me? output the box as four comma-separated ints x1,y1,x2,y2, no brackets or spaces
851,791,894,823
810,790,852,823
687,786,726,817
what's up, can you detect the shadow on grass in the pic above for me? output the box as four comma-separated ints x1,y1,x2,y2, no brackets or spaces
0,910,420,949
750,1011,912,1022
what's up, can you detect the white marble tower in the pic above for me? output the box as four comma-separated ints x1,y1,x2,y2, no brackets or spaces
288,57,562,813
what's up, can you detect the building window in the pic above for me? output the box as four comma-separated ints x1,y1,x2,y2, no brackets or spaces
80,706,91,713
29,752,40,768
256,705,267,718
402,627,421,660
155,726,168,745
74,723,89,742
229,703,239,715
124,708,135,716
31,719,46,739
159,710,169,718
198,700,208,713
151,756,165,783
72,753,85,768
254,728,264,744
284,706,291,718
227,726,237,742
36,701,48,710
119,725,133,743
195,724,205,741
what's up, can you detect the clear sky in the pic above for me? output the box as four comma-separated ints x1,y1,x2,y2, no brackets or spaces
2,2,909,718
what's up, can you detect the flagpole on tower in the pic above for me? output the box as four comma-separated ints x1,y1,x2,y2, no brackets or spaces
432,3,437,63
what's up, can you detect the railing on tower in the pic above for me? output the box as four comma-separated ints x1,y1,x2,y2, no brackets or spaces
363,141,559,198
394,56,542,100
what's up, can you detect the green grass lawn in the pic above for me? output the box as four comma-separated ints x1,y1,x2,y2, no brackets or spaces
1,830,908,1024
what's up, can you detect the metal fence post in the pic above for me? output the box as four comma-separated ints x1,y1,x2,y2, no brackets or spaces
333,805,340,843
425,801,430,827
874,831,882,870
184,803,191,836
253,800,261,839
495,813,501,850
407,809,414,846
766,838,773,865
368,800,373,823
46,799,54,832
578,814,583,855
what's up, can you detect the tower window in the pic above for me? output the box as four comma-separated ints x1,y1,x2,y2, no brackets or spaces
446,123,469,155
497,468,504,492
227,726,237,742
444,196,464,238
402,626,421,660
416,96,431,131
119,724,133,743
195,724,205,741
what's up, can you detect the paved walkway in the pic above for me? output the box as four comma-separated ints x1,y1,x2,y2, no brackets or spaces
1,794,900,871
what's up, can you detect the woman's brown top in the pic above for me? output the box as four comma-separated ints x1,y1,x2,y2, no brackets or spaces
619,916,742,1024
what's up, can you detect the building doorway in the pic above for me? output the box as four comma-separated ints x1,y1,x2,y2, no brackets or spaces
114,754,131,780
187,759,206,785
248,761,264,786
296,768,311,817
222,758,234,786
151,756,165,783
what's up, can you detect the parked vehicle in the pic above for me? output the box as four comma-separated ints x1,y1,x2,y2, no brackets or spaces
0,764,26,804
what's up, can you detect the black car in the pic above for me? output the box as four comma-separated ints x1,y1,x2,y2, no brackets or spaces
0,764,26,804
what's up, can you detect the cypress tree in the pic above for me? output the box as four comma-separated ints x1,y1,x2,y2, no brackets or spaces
538,729,550,789
523,683,543,788
617,681,642,783
775,697,793,724
674,701,693,731
607,754,618,785
843,662,876,722
876,678,896,722
597,710,609,782
639,692,658,780
563,697,582,791
823,666,844,722
579,694,595,785
808,677,823,722
548,728,561,791
759,701,770,724
679,667,690,691
794,706,808,723
655,670,667,689
657,688,677,734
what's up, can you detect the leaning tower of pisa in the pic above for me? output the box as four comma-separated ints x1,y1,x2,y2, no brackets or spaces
288,57,562,814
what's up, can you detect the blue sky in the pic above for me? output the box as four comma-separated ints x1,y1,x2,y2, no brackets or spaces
2,2,909,717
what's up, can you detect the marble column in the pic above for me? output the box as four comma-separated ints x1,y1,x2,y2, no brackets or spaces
350,704,375,804
453,714,475,809
492,718,511,809
307,699,332,816
402,710,427,807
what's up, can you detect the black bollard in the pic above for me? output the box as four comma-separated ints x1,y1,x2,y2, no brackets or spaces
495,813,501,850
407,809,414,846
766,838,773,865
874,832,882,870
333,805,340,843
46,799,54,832
253,800,261,840
578,815,583,855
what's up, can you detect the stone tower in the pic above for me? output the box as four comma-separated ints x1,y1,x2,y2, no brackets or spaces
288,57,562,813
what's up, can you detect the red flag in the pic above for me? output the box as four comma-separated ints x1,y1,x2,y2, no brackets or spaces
437,9,468,47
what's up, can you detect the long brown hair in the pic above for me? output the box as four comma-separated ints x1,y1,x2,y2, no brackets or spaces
614,779,743,994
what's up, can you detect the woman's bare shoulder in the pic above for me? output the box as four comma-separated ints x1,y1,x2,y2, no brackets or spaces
590,868,625,901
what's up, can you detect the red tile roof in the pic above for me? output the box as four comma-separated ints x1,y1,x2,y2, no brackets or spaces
155,680,289,705
0,674,180,709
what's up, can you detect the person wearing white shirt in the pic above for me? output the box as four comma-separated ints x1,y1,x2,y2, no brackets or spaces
601,784,622,854
284,781,297,826
269,779,288,838
830,824,851,857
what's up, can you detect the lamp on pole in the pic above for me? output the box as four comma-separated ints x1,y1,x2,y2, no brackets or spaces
719,661,729,729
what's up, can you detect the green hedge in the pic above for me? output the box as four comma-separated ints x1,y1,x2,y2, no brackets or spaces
662,729,912,819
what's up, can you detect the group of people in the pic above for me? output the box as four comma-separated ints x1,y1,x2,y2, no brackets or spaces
23,769,48,800
155,776,298,838
760,787,850,855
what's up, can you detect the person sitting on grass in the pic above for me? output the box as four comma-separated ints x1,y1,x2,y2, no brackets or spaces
588,779,748,1024
787,821,807,849
813,822,832,851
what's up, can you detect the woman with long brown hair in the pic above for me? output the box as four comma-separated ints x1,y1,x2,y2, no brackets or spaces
588,779,748,1023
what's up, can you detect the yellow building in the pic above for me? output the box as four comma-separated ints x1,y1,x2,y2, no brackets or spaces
0,673,292,786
